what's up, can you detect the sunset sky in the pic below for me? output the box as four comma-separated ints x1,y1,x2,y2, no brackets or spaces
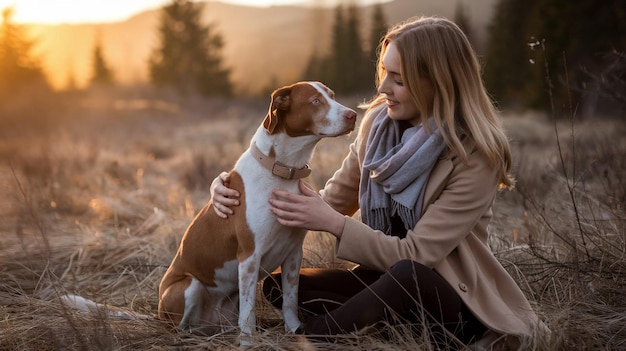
0,0,387,90
0,0,382,24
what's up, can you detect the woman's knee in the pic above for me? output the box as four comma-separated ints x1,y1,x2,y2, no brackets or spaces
262,273,283,307
388,259,430,288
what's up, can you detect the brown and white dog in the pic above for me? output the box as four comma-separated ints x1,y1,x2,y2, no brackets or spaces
157,81,356,344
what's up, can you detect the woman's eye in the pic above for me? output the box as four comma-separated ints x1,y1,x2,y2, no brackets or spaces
395,80,404,86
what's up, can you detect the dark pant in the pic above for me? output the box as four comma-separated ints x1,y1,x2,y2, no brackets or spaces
262,259,487,346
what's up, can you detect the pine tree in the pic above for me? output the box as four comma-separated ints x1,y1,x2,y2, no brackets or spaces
326,5,370,94
65,65,78,91
302,47,324,81
524,0,574,111
329,5,347,92
367,3,387,93
90,34,114,86
343,4,370,92
525,0,625,114
484,0,538,108
302,4,379,95
0,7,47,97
453,1,473,47
149,0,232,97
368,3,387,67
485,0,626,115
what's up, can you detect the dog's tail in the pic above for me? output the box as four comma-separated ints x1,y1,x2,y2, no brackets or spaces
60,294,151,320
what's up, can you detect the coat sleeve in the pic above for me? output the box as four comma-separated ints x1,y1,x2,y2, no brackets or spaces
319,108,377,217
319,140,361,216
335,148,499,271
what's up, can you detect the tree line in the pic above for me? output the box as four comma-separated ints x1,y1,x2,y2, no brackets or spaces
0,8,48,98
1,0,624,117
484,0,626,117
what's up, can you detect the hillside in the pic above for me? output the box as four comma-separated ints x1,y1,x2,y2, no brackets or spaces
25,0,496,94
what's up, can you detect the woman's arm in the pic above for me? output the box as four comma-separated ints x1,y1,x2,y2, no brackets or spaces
268,109,381,232
209,132,362,219
318,140,362,216
335,149,499,271
210,172,240,218
319,107,378,216
270,180,346,236
212,107,373,222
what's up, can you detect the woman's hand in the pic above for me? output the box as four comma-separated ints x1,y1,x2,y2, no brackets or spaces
269,180,345,238
210,172,240,218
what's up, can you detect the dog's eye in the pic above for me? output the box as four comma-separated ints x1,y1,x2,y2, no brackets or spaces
312,98,321,105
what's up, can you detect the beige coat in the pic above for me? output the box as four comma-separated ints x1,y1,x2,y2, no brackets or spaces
320,108,543,338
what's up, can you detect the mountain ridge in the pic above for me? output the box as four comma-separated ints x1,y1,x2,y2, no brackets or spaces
25,0,496,94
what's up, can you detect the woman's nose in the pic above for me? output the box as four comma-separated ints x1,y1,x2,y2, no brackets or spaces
378,77,390,95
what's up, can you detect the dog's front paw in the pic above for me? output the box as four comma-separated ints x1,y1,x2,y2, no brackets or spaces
239,333,254,347
284,320,304,334
294,324,306,335
282,310,303,333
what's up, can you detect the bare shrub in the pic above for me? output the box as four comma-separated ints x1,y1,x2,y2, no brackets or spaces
502,113,626,349
3,84,625,350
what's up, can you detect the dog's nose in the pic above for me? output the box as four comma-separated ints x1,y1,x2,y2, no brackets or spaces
343,110,357,120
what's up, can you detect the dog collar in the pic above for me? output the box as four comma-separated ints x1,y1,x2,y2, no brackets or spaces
249,142,312,180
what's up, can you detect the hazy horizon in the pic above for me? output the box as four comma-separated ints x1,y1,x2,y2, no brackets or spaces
0,0,389,25
4,0,494,94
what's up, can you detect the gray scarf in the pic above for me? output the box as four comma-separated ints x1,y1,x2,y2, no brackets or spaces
360,109,447,235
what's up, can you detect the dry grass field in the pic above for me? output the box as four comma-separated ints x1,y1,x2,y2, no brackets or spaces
0,87,624,350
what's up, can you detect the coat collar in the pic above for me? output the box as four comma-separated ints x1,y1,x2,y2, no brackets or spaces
421,137,476,212
422,157,454,212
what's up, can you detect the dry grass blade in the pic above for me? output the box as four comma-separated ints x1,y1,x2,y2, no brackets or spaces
1,89,624,350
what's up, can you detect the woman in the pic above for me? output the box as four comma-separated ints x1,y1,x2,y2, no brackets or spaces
211,16,546,349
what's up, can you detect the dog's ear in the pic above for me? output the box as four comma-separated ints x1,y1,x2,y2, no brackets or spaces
263,86,292,134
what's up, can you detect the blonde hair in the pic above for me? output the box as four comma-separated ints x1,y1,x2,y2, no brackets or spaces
364,16,514,188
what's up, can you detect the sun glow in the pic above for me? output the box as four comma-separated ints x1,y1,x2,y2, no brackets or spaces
0,0,171,24
0,0,307,24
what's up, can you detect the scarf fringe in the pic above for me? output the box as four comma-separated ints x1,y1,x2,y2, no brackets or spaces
360,109,446,235
392,200,416,232
368,201,416,234
369,208,391,233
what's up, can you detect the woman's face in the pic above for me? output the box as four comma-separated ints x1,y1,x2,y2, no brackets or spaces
378,42,434,126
